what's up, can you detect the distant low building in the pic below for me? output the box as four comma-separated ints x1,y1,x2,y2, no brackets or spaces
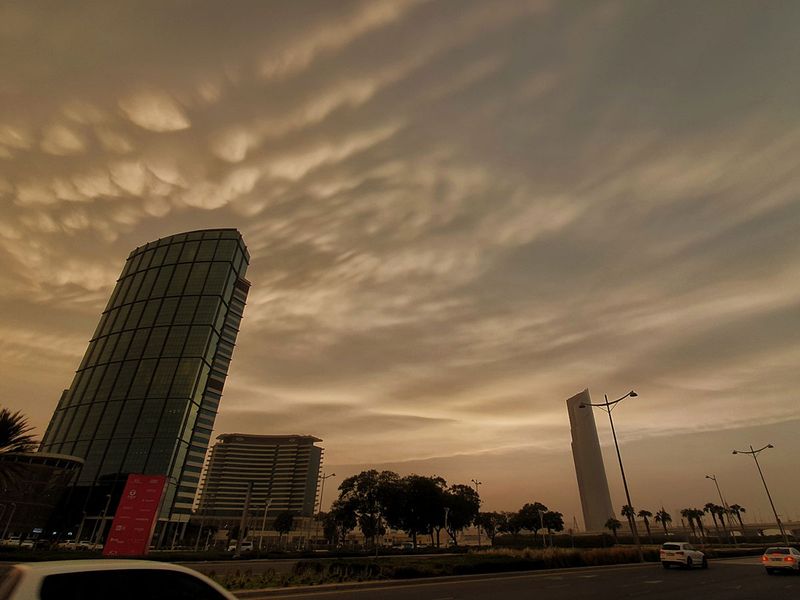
0,452,83,541
197,434,323,527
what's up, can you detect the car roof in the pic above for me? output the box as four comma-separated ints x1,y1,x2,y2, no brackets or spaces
14,560,198,576
662,541,689,545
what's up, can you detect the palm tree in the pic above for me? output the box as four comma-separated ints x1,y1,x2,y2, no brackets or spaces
620,504,636,538
655,509,672,536
638,509,653,542
605,517,622,542
704,503,720,534
691,508,706,538
680,508,697,538
714,505,730,537
729,504,746,529
0,408,36,453
0,408,37,490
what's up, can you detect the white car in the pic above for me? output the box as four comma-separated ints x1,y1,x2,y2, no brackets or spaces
762,546,800,574
660,541,708,569
0,560,236,600
226,540,254,552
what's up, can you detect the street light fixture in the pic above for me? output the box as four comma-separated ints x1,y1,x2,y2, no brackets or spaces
732,444,788,545
579,390,643,562
471,479,482,548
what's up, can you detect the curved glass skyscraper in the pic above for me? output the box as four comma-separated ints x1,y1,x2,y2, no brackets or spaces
41,229,250,531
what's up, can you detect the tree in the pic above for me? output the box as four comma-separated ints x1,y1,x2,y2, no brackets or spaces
729,504,746,529
620,504,636,538
0,408,37,490
497,511,523,535
637,510,653,542
692,508,706,538
476,512,502,545
273,511,295,544
382,474,447,548
443,484,480,545
542,511,564,534
336,470,402,547
716,505,730,532
517,502,548,536
327,498,358,546
681,508,705,539
703,503,720,533
605,518,622,541
655,509,671,535
680,508,697,538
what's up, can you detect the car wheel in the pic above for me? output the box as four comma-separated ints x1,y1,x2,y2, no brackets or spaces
685,557,693,569
662,562,670,569
702,557,708,569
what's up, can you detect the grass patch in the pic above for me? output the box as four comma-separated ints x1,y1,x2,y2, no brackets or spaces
213,547,662,590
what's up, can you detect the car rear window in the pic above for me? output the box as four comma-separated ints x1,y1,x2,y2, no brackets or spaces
662,543,681,550
40,569,227,600
765,548,790,554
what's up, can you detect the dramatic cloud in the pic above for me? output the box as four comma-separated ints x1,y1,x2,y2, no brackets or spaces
1,0,799,523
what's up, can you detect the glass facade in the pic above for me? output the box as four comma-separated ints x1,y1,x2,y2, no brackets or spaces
198,435,323,520
40,229,250,521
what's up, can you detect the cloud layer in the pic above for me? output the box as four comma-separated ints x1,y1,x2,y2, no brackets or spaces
1,1,799,523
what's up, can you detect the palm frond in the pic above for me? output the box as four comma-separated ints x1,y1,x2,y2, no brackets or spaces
0,408,37,453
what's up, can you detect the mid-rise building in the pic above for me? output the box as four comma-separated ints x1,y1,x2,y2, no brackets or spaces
197,434,323,523
39,229,250,541
567,389,615,532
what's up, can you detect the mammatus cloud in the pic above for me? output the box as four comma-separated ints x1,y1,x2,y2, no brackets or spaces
118,89,191,132
1,0,799,521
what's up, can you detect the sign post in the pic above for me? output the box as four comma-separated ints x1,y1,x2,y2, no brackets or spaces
103,474,167,557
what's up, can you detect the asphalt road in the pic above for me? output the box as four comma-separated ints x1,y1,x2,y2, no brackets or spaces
236,558,799,600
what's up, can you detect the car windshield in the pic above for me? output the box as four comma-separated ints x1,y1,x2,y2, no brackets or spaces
765,548,790,554
662,544,681,550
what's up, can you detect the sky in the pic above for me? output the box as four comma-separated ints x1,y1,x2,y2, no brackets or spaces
1,1,799,528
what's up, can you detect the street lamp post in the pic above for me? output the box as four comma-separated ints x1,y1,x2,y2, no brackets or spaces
444,506,450,547
705,474,735,545
315,472,336,547
235,481,254,557
471,479,482,548
259,498,272,551
732,444,788,545
580,390,643,562
1,503,16,540
91,494,112,547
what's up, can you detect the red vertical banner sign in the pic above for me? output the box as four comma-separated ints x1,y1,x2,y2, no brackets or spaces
103,474,167,556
